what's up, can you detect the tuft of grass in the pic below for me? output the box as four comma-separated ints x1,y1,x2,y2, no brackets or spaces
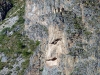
83,28,92,40
16,16,25,25
74,24,82,29
84,31,92,36
17,59,30,75
22,50,33,58
0,61,8,70
74,16,83,30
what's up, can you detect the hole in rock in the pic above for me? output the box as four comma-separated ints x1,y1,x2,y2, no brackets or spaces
51,38,62,45
61,8,64,12
58,7,60,12
46,57,57,61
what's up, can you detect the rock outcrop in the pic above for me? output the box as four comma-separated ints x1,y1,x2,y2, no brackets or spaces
0,0,13,21
25,0,100,75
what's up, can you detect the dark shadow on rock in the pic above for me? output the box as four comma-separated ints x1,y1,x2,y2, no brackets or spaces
0,0,13,21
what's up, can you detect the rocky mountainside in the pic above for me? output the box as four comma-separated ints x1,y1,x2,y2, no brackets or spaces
0,0,100,75
25,0,100,75
0,0,40,75
0,0,13,21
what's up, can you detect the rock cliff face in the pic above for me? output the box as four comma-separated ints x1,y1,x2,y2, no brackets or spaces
25,0,100,75
0,0,13,21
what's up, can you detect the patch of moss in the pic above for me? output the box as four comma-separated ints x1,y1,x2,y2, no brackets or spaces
74,24,82,29
17,59,30,75
0,61,8,70
84,31,92,36
83,28,92,40
16,66,20,71
74,16,83,30
0,27,40,57
83,0,99,7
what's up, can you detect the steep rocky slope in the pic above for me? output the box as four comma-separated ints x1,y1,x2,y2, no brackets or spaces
25,0,100,75
0,0,40,75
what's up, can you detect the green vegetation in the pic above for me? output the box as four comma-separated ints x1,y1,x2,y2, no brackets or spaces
39,68,44,71
84,31,92,36
22,59,29,70
66,29,71,34
17,59,29,75
83,0,98,7
7,0,25,17
0,62,6,70
0,24,40,73
0,26,39,57
74,17,83,30
74,24,82,29
0,0,40,74
83,28,92,40
16,66,20,71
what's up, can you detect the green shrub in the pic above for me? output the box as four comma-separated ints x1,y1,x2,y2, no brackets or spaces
74,24,82,29
35,40,40,46
17,17,25,24
0,62,7,70
17,59,29,75
21,59,29,69
22,50,32,57
16,66,20,71
8,65,13,69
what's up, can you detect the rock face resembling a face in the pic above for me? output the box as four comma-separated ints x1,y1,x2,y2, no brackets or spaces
25,0,100,75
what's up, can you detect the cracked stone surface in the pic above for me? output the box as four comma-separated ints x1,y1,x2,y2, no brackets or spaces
25,0,100,75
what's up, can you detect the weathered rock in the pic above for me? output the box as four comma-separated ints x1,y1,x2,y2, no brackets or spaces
1,56,7,62
0,16,19,32
25,0,100,75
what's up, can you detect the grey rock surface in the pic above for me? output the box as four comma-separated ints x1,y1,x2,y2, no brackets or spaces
0,16,18,32
24,0,100,75
1,56,7,62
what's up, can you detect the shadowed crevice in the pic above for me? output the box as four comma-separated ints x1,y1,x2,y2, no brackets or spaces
46,57,57,61
0,0,13,21
51,38,62,45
